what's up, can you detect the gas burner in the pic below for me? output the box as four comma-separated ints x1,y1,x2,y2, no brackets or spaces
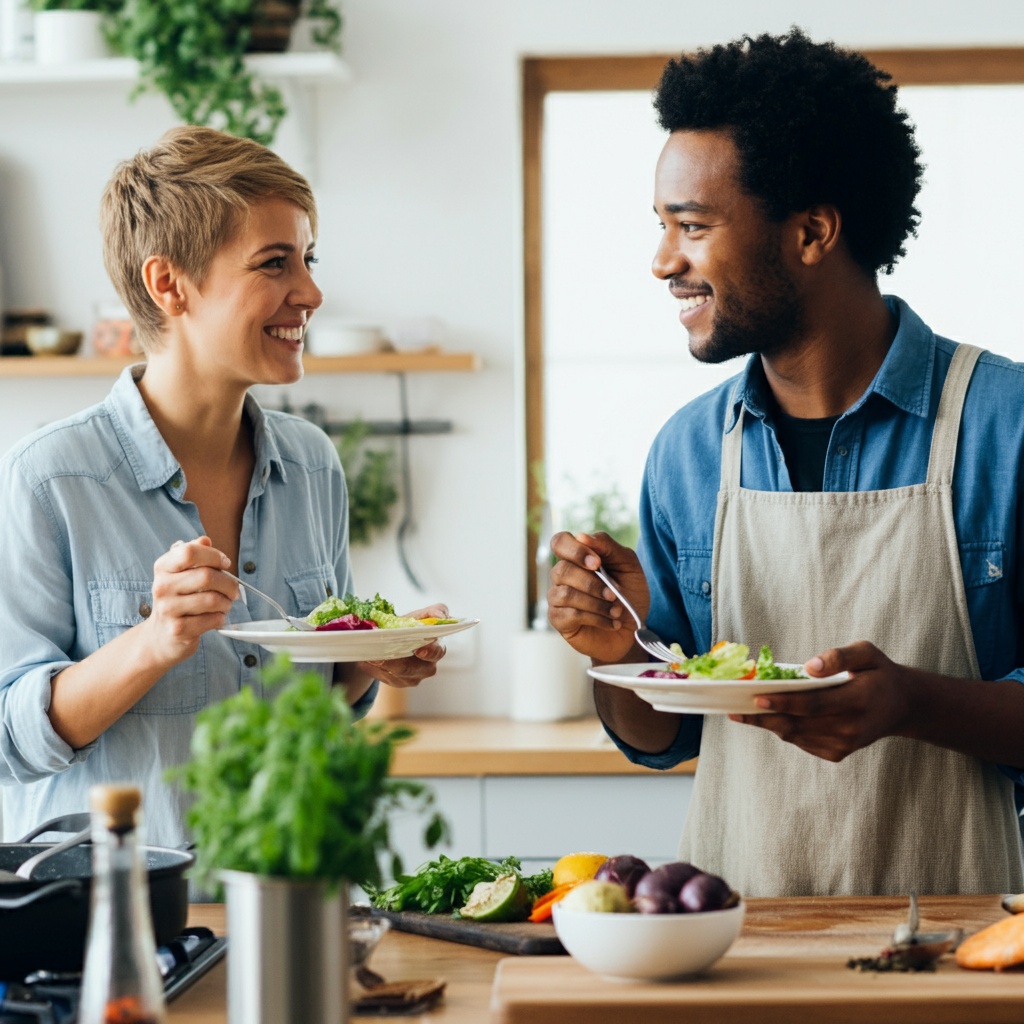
0,928,226,1022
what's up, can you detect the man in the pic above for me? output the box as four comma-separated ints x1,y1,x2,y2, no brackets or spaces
548,30,1024,897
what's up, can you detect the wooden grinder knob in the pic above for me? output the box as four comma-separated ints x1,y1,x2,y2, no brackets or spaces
89,784,142,830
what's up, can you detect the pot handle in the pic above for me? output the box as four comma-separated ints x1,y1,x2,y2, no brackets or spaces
0,879,82,911
16,813,91,843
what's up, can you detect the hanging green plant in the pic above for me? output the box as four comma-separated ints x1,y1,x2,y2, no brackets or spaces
31,0,121,11
108,0,342,145
336,420,400,546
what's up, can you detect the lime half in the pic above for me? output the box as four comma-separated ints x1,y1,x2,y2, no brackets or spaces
459,874,529,922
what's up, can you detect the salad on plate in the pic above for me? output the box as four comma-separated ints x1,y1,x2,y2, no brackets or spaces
639,641,807,681
303,592,459,632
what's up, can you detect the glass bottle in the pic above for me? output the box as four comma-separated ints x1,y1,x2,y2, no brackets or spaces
79,784,166,1024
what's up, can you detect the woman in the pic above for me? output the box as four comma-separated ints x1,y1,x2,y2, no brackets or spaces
0,127,446,848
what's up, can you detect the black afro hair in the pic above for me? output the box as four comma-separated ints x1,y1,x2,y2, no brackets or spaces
654,29,924,276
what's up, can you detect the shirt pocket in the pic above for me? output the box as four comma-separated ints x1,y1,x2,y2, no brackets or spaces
958,541,1005,675
89,580,208,716
675,549,713,650
285,564,339,617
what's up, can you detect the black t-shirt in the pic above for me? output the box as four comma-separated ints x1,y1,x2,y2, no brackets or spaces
768,399,839,493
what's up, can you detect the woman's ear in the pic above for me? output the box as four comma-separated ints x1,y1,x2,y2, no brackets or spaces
141,255,188,317
795,204,842,267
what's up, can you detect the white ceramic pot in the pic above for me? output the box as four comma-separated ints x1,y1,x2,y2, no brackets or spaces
0,0,35,61
34,10,108,64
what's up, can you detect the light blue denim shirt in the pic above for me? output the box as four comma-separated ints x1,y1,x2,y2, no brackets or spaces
0,365,377,847
605,297,1024,802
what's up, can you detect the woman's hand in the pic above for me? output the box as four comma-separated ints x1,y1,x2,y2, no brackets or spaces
360,603,450,688
143,537,239,669
548,532,649,664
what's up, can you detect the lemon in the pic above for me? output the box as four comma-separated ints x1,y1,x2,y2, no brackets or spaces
552,852,608,887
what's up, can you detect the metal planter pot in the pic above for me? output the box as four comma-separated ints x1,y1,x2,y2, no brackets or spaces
222,870,347,1024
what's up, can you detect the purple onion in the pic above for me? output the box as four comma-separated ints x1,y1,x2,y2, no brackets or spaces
633,863,700,913
315,614,379,631
679,872,733,913
594,855,651,898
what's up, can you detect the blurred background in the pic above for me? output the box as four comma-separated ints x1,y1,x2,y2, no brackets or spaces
0,0,1021,721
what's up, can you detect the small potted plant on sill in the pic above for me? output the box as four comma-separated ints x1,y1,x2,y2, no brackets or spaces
108,0,342,144
172,656,446,1024
31,0,120,64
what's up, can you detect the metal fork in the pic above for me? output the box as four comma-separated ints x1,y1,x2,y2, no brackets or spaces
221,570,317,631
593,567,681,664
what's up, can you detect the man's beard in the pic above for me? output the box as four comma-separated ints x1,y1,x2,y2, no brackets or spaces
690,238,805,365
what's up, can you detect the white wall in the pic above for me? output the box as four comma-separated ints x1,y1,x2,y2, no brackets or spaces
1,0,1021,715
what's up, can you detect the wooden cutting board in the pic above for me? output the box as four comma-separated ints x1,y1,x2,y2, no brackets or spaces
373,909,565,956
490,895,1024,1023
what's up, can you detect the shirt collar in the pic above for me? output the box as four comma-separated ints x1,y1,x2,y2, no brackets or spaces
725,295,937,432
105,365,287,493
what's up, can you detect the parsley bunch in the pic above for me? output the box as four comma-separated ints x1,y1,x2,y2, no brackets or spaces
171,656,447,891
366,855,554,915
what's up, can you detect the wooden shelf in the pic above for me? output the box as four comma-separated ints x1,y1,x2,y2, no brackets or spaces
0,51,350,85
0,350,481,378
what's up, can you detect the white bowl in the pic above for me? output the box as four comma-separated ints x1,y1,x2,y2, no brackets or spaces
552,901,744,981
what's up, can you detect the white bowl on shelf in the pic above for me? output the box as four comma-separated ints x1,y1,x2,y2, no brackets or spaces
552,901,744,981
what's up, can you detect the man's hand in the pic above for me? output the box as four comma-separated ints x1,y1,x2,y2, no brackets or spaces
360,603,449,688
548,532,649,664
143,537,239,669
728,640,913,762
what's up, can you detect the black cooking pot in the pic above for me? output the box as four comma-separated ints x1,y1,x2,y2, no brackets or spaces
0,815,193,980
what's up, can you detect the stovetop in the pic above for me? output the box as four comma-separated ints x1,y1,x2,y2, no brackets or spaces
0,927,227,1023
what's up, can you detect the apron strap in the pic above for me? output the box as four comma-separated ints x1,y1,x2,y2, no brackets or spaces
926,344,983,486
721,388,745,490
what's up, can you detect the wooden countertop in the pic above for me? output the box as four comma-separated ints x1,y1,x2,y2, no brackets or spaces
169,895,1018,1023
387,716,696,776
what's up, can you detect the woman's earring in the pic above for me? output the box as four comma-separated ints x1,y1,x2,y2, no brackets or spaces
175,304,181,310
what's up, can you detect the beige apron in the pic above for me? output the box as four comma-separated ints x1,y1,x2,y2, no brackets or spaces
679,343,1024,896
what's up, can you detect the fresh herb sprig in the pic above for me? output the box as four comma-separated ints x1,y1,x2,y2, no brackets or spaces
366,855,553,914
170,655,448,891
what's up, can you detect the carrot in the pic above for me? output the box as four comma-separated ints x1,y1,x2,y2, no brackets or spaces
956,914,1024,970
528,882,579,922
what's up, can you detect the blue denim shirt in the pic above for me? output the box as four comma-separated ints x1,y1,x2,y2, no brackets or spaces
607,297,1024,795
0,366,377,847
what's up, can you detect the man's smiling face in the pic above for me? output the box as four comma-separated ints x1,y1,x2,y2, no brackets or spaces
653,129,805,364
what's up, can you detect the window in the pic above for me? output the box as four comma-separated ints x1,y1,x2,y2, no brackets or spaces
523,51,1024,613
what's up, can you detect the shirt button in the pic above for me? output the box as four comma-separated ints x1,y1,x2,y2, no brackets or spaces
836,446,849,457
170,476,181,488
244,654,258,668
701,581,711,595
243,561,257,574
139,603,152,618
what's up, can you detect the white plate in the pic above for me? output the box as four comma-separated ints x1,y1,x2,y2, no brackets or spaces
587,661,850,714
219,617,480,662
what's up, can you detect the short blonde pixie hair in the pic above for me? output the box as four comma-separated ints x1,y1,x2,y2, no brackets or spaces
100,126,317,351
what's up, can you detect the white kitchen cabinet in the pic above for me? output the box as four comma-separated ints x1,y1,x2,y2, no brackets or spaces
381,773,693,883
483,774,692,864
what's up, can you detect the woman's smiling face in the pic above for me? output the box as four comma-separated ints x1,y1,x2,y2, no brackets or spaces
178,197,323,385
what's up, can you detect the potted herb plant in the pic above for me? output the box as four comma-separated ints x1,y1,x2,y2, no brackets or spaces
108,0,343,144
31,0,119,64
172,656,445,1024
